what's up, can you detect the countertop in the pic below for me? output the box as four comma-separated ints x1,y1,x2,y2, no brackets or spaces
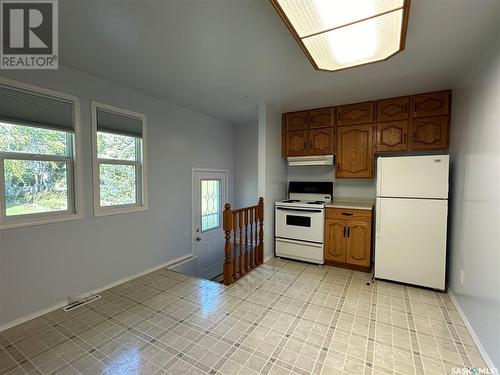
325,197,375,211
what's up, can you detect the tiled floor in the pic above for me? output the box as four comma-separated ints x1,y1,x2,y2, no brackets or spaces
0,258,487,375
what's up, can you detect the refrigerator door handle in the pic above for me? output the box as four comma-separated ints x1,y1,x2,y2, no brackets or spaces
376,198,382,239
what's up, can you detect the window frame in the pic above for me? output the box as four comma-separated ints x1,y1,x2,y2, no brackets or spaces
91,101,148,217
0,77,83,230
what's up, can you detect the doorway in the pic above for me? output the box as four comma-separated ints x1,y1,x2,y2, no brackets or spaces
192,169,228,280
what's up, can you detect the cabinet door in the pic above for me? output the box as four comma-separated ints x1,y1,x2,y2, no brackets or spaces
285,130,308,156
409,116,449,150
377,97,410,122
309,128,335,155
337,102,374,126
346,221,371,267
324,219,348,263
376,121,408,152
336,124,374,178
284,111,308,131
412,91,450,118
310,107,334,129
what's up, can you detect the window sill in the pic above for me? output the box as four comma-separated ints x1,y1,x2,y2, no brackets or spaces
94,206,148,218
0,212,84,230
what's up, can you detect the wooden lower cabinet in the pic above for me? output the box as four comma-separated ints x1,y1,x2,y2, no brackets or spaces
346,221,371,267
324,219,348,262
324,208,372,272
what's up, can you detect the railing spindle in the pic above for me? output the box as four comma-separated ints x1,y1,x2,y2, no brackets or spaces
254,207,258,267
223,203,233,286
238,210,243,277
232,212,238,280
244,209,249,272
258,197,264,264
249,208,254,269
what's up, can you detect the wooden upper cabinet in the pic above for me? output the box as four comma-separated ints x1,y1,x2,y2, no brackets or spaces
324,219,347,263
409,116,449,150
310,107,334,129
412,91,450,118
337,102,375,126
309,128,335,155
346,221,371,267
376,121,408,152
284,111,308,131
285,130,308,156
336,124,374,178
377,97,410,122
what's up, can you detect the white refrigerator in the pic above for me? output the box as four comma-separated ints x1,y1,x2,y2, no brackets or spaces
374,155,449,290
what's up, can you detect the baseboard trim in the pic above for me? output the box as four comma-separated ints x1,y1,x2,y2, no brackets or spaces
448,289,496,370
0,254,197,333
263,254,275,263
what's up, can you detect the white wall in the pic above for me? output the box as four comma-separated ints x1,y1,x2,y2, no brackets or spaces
0,67,234,326
233,121,258,209
258,104,287,260
448,40,500,367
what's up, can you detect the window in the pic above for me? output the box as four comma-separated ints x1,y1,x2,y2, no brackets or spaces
92,102,147,216
201,179,221,231
0,79,82,229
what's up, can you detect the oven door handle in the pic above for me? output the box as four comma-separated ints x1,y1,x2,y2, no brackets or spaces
276,207,323,213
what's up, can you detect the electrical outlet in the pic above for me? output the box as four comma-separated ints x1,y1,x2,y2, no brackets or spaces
460,270,464,285
352,190,357,197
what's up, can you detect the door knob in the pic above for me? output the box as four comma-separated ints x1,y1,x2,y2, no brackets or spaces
196,237,201,242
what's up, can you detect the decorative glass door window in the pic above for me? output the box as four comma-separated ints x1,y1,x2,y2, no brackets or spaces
201,179,221,231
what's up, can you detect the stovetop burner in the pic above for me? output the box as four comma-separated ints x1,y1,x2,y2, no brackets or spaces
282,199,300,203
308,201,326,204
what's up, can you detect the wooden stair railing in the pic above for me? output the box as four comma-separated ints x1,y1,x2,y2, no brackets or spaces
223,197,264,286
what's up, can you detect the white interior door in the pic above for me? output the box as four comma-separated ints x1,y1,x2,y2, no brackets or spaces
193,170,227,280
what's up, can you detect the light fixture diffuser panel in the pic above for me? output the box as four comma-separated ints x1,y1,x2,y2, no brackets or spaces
271,0,410,72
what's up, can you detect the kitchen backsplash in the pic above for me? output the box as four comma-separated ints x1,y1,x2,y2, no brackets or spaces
286,165,376,198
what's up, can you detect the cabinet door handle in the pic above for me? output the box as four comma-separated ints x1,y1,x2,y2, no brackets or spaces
343,227,346,237
403,133,407,144
412,132,416,142
341,212,353,216
347,227,350,237
337,163,341,172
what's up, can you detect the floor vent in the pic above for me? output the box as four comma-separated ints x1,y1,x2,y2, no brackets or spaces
63,294,101,312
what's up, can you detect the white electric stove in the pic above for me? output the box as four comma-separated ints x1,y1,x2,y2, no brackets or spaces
275,182,333,264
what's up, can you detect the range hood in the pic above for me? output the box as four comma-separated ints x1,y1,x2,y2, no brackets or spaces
287,155,334,167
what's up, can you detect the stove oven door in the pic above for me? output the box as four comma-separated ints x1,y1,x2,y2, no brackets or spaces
275,206,324,243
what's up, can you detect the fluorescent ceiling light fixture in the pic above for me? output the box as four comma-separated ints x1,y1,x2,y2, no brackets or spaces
270,0,411,72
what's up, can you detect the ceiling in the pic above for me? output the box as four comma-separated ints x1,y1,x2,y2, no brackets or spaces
59,0,500,125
